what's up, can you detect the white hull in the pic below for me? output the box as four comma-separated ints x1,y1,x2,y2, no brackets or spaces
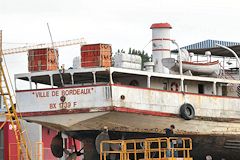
16,84,240,136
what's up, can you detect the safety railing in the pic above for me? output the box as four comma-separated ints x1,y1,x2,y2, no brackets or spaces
9,143,29,160
125,139,146,160
145,137,192,160
35,142,44,160
9,141,45,160
100,137,193,160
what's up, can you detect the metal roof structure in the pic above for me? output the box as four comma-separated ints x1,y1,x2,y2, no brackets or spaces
173,39,240,57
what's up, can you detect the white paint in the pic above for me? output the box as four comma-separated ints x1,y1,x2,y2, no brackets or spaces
16,84,240,119
151,27,171,73
14,67,240,136
16,86,111,113
114,53,142,70
111,85,240,119
144,62,154,72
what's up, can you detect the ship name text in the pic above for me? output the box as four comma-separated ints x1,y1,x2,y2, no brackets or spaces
33,88,93,98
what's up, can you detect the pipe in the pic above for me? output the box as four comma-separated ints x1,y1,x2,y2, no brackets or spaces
215,43,240,79
171,40,184,92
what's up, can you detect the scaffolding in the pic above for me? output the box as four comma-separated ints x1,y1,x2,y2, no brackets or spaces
100,137,193,160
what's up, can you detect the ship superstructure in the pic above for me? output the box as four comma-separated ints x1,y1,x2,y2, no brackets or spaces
14,23,240,160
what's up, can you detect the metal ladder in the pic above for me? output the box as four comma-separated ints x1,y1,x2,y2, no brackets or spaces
0,62,32,160
0,30,31,159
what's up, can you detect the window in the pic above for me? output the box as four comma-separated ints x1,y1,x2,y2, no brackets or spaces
222,86,227,96
163,83,168,90
73,72,93,85
198,84,204,94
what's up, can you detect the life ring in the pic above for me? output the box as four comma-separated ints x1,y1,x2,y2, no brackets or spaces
180,103,195,120
171,82,179,91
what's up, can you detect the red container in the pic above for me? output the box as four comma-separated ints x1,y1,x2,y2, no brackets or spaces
81,43,112,67
28,48,59,72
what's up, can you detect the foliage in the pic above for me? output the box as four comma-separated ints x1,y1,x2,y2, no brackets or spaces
115,48,151,69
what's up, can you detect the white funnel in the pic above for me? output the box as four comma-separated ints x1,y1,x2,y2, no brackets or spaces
150,23,172,73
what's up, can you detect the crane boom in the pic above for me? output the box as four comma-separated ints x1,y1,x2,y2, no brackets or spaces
2,38,86,55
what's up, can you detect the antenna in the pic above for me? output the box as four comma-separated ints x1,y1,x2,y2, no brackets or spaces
47,23,64,87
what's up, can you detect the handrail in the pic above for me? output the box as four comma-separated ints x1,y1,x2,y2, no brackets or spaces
100,137,193,160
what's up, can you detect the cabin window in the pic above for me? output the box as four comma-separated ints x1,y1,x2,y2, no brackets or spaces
61,73,72,85
198,84,204,94
96,71,110,84
15,77,32,90
112,72,147,88
222,86,227,96
163,82,168,90
73,72,94,85
32,75,52,89
0,129,3,160
53,74,65,87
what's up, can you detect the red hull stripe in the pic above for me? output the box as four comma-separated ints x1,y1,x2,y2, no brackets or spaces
115,107,176,117
18,106,176,117
152,49,171,51
152,38,172,41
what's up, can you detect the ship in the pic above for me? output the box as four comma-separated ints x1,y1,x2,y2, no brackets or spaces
14,23,240,160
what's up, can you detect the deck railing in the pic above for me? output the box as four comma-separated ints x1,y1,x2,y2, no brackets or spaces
100,137,193,160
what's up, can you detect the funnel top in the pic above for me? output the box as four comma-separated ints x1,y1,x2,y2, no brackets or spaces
150,23,172,29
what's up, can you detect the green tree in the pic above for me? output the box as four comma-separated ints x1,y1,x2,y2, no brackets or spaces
115,48,151,69
128,48,151,69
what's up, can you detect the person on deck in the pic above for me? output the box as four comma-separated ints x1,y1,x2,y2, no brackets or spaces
164,124,175,138
164,124,177,157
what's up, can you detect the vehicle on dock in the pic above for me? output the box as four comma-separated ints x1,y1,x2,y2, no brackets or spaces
14,23,240,160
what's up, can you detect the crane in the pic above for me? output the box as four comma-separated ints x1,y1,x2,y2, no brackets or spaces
0,33,87,159
2,37,86,55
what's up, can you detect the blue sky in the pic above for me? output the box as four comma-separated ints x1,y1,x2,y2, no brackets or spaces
1,0,240,78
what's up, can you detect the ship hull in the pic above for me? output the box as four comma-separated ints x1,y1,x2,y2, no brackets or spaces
23,108,240,135
23,110,240,160
15,82,240,159
65,130,240,160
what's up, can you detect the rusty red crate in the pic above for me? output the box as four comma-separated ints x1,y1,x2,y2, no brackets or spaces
81,44,112,67
28,48,59,72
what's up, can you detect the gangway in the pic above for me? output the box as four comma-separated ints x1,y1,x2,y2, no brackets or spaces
100,137,193,160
